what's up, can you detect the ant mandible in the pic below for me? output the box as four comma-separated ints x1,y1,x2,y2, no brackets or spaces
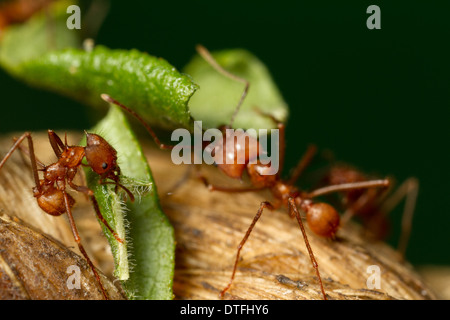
0,127,136,299
322,163,419,258
102,45,391,300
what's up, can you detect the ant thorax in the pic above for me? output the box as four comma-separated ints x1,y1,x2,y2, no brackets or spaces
247,162,278,188
42,146,84,182
59,146,85,168
270,180,300,205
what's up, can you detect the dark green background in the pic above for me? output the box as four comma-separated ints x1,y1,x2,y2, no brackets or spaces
1,1,449,267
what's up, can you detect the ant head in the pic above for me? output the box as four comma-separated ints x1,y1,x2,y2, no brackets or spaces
326,165,369,203
84,132,120,179
328,165,365,185
212,129,261,180
304,202,340,238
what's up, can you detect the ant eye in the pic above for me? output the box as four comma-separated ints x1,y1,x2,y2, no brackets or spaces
102,162,108,170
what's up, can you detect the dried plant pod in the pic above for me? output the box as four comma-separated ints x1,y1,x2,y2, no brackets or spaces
0,214,124,299
145,146,437,300
0,132,121,299
0,133,76,248
0,133,439,300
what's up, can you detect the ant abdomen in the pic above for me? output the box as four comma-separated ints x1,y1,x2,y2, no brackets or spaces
304,202,340,239
58,146,85,168
34,184,75,216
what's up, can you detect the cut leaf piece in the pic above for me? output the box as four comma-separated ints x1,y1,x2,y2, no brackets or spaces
8,45,198,131
83,105,175,300
184,48,289,131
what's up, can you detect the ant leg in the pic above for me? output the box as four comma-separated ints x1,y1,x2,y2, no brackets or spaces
62,190,109,300
11,137,46,169
305,179,390,199
90,195,125,244
67,179,94,196
288,198,327,300
100,94,174,150
0,132,40,190
98,179,135,203
73,165,90,201
340,188,386,225
220,201,274,298
67,180,124,244
196,45,249,128
197,170,266,193
377,177,419,258
287,144,318,185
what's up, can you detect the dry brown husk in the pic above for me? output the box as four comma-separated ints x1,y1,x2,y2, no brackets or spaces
0,132,441,300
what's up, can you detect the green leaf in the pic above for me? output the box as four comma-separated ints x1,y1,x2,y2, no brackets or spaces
84,105,175,300
0,1,287,133
183,48,289,131
6,45,198,131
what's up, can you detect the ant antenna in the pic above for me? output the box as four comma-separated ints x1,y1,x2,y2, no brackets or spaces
101,180,135,202
195,44,250,128
306,179,390,199
101,93,173,150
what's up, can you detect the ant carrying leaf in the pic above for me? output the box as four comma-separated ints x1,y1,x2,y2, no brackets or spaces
102,45,391,300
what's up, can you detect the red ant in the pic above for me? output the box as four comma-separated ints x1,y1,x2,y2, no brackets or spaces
101,45,391,300
194,46,394,299
0,127,139,299
321,163,419,258
0,0,54,33
198,129,390,299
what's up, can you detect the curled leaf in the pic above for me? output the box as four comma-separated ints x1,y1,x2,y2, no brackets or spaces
184,48,289,130
6,45,198,131
83,104,175,300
